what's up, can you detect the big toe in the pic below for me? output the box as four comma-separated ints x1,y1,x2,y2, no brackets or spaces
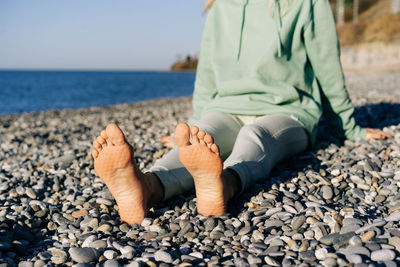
106,123,126,146
174,123,191,147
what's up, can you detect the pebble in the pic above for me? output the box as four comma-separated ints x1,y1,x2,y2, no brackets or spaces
103,250,118,260
97,224,112,232
72,210,88,218
370,249,396,262
385,211,400,222
96,198,113,206
333,232,355,250
238,226,252,236
103,259,119,267
315,248,328,260
345,254,362,264
89,240,107,250
154,250,174,263
361,231,376,242
25,188,37,199
292,215,306,230
322,257,337,267
319,233,339,246
263,256,280,266
349,235,362,246
388,236,400,251
69,247,99,263
341,246,371,257
321,186,333,199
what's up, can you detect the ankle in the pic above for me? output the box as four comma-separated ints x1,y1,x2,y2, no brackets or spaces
223,169,242,201
143,172,164,208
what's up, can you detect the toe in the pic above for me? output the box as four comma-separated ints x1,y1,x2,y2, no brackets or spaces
197,130,206,140
174,123,191,147
106,123,126,146
93,140,102,150
204,134,214,146
92,149,99,159
210,143,220,155
101,130,108,140
191,126,200,143
198,131,206,145
97,135,106,145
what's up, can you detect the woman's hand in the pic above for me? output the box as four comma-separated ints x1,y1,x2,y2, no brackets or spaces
365,128,392,140
161,135,174,149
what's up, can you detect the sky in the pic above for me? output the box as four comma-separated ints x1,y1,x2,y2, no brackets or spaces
0,0,207,70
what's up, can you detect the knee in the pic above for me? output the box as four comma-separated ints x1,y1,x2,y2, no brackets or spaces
238,124,271,140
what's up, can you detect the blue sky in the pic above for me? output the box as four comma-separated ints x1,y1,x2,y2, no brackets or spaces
0,0,206,70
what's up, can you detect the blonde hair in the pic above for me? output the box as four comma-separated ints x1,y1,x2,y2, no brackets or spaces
204,0,289,17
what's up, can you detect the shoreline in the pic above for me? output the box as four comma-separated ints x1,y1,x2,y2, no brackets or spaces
0,96,193,120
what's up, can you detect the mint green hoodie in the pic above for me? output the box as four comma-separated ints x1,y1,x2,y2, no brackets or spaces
189,0,366,146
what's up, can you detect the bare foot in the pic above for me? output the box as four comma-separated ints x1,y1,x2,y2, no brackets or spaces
174,123,229,216
92,123,162,224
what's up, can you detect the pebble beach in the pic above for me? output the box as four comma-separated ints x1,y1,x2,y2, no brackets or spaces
0,70,400,267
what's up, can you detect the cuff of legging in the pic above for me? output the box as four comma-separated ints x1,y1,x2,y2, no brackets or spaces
225,162,251,195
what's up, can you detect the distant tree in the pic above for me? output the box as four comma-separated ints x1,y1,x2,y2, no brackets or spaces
392,0,400,14
186,55,192,62
337,0,345,26
353,0,359,24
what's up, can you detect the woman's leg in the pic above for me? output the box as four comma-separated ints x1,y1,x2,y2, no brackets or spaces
224,114,309,194
150,112,243,200
174,114,307,216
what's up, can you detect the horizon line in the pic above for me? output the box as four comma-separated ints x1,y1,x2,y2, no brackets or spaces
0,68,176,72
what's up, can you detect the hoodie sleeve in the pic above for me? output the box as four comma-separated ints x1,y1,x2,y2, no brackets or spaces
303,0,366,141
188,8,218,125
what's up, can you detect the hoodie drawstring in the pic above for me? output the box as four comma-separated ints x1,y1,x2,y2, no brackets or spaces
237,0,284,61
273,0,283,57
237,0,248,61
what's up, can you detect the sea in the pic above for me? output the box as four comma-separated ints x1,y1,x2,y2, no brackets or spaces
0,70,196,115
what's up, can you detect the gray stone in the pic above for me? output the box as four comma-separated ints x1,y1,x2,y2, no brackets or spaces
321,186,333,199
177,222,193,237
322,257,337,267
18,262,34,267
292,215,306,230
340,224,361,234
89,240,107,250
104,259,119,267
104,250,118,260
69,247,99,263
333,232,356,250
204,218,217,232
300,250,316,262
263,256,280,266
154,250,174,263
233,257,249,267
71,264,92,267
370,249,396,262
345,254,362,264
315,248,328,260
355,220,386,234
349,236,363,247
319,233,340,246
385,211,400,222
238,226,252,236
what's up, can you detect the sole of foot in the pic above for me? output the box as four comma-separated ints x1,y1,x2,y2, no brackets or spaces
92,123,151,224
174,123,227,216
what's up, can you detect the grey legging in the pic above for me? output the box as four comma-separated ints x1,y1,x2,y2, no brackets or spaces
151,112,309,200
